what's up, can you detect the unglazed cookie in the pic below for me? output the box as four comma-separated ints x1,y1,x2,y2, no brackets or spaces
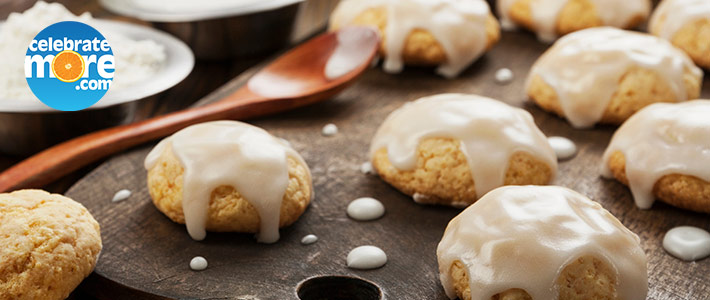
437,185,647,300
369,94,557,207
649,0,710,69
329,0,500,78
0,189,102,300
145,121,312,243
602,100,710,213
527,27,702,128
498,0,650,42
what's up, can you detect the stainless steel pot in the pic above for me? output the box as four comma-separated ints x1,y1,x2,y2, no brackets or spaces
0,96,157,155
154,4,300,60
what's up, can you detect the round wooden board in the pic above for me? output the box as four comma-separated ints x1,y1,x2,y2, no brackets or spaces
66,31,710,299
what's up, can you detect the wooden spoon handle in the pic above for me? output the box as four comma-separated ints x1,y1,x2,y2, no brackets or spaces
0,88,264,193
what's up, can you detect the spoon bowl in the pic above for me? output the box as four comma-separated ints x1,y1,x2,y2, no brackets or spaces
0,26,380,192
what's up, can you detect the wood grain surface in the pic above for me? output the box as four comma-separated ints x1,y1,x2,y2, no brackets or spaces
63,29,710,299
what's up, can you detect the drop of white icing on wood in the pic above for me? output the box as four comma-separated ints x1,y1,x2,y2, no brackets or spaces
360,162,374,174
663,226,710,261
347,245,387,269
547,136,577,160
301,234,319,245
322,123,338,136
347,197,385,221
494,68,514,85
190,256,208,271
112,189,131,203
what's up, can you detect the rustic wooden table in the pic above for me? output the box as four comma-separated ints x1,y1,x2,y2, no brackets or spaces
4,1,710,299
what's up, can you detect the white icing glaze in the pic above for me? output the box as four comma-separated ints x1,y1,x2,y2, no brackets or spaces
112,189,132,203
301,234,319,245
330,0,492,78
322,123,338,136
497,0,650,42
189,256,208,271
437,185,647,300
144,121,311,243
649,0,710,40
547,136,577,160
494,68,514,85
325,26,380,80
370,94,557,198
602,100,710,210
663,226,710,261
347,245,388,269
360,162,374,175
527,27,702,128
346,197,385,221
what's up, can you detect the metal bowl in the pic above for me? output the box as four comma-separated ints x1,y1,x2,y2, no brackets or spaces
0,98,153,155
100,0,303,60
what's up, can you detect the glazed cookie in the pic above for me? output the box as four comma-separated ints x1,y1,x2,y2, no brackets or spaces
437,185,648,300
498,0,650,42
649,0,710,69
602,100,710,213
145,121,312,243
329,0,500,78
527,27,702,128
369,94,557,207
0,189,102,300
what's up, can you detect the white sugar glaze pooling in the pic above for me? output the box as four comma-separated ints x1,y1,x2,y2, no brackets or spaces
324,26,379,80
548,136,577,160
111,189,131,203
663,226,710,261
144,121,311,243
347,245,388,269
369,94,557,198
497,0,650,42
437,186,648,300
346,197,385,221
527,27,702,128
330,0,492,78
602,100,710,210
649,0,710,40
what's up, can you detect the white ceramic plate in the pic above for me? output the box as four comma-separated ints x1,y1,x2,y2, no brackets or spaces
99,0,303,22
0,19,194,113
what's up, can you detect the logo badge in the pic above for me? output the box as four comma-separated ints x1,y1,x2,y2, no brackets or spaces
25,21,114,111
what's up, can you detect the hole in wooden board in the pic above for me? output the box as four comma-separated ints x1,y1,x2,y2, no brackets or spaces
297,275,382,300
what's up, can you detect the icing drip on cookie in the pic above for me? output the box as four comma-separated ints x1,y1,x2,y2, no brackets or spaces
437,186,648,300
497,0,650,42
527,27,701,128
649,0,710,40
144,121,310,243
602,100,710,210
369,94,557,198
330,0,491,78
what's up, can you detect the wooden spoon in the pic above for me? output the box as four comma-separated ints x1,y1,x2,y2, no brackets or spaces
0,26,380,192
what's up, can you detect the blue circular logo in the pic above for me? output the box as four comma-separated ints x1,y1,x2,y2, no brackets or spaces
25,21,114,111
